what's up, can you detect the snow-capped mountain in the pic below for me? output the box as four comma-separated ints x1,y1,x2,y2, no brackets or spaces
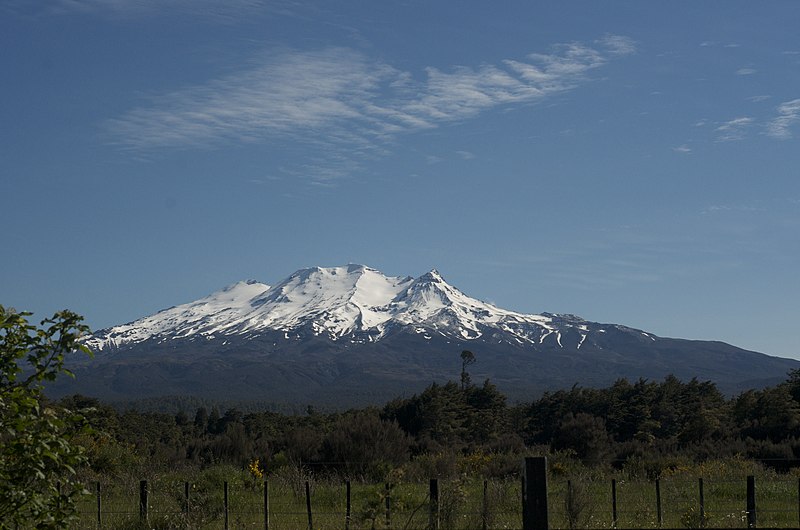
86,264,645,352
85,279,271,350
57,264,798,407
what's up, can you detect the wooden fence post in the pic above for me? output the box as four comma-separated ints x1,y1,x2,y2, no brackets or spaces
306,480,313,530
522,456,548,530
698,478,705,527
345,481,351,530
184,481,190,515
482,479,489,530
611,478,618,528
747,475,756,528
96,482,101,529
385,482,391,529
139,480,148,524
429,479,439,530
567,480,573,524
264,480,270,530
655,479,662,528
224,481,229,530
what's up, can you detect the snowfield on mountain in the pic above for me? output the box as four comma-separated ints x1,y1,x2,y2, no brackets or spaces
86,264,643,352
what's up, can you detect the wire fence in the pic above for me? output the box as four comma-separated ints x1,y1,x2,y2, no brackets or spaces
547,476,800,529
70,477,521,529
68,474,800,529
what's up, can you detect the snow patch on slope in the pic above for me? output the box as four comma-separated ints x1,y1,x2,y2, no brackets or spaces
237,264,413,337
84,280,270,351
85,264,636,352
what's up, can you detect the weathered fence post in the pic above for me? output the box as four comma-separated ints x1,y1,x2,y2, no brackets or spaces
224,481,229,530
385,482,391,528
611,478,618,528
305,480,313,530
566,480,576,529
96,482,101,529
698,478,705,527
482,479,489,530
345,481,351,530
522,456,548,530
264,479,270,530
747,475,756,528
139,480,148,524
655,479,662,528
184,481,190,515
429,478,439,530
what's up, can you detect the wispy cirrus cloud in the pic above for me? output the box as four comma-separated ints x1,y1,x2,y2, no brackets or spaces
107,48,394,152
714,117,754,142
697,99,800,145
766,98,800,139
701,203,762,215
106,37,636,179
598,34,637,55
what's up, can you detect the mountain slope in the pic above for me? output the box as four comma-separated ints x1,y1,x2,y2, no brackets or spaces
56,264,799,406
86,264,634,352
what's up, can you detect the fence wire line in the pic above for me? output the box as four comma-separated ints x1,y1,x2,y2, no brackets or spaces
70,476,800,529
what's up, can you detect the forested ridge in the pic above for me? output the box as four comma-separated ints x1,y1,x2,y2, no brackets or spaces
61,368,800,480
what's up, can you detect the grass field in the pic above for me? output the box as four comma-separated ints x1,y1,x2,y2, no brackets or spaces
71,474,521,529
68,461,800,529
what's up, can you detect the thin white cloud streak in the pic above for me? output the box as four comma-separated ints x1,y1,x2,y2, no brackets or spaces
598,34,637,56
715,117,753,142
767,98,800,139
701,204,762,215
695,99,799,146
736,67,757,76
107,48,395,152
106,37,636,170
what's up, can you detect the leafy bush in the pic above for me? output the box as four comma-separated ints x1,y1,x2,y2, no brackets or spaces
0,307,92,527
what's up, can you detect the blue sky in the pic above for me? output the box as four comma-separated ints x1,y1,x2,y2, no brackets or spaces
2,1,799,359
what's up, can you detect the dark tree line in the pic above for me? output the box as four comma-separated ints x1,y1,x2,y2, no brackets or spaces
60,368,800,479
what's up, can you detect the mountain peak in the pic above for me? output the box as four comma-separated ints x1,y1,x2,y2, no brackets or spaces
86,265,563,349
347,263,371,273
418,268,444,281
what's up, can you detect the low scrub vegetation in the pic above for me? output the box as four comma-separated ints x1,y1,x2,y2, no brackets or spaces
65,368,800,482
